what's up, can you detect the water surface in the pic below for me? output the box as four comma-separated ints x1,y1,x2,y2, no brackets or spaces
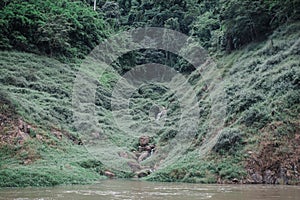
0,180,299,200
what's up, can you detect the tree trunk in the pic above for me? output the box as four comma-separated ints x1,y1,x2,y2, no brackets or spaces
94,0,97,11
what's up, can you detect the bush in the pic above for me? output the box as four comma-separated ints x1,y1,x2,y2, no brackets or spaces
241,106,271,128
217,161,246,179
227,89,264,114
159,128,178,142
78,159,104,169
212,128,244,153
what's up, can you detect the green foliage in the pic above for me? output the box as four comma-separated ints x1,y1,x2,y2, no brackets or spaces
212,128,244,154
0,0,111,58
118,0,190,32
265,0,300,27
99,71,119,89
77,159,105,174
188,0,300,52
216,159,246,179
78,159,104,169
190,10,220,49
0,165,102,187
227,89,264,114
147,152,246,183
220,0,271,51
0,0,299,187
0,136,106,187
1,0,298,60
159,128,178,143
240,104,271,128
0,51,75,127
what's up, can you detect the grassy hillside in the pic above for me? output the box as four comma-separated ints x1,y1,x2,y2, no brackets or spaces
0,22,299,186
146,22,300,184
0,53,107,186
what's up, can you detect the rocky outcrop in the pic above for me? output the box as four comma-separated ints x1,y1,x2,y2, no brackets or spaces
139,136,150,146
118,151,129,159
136,169,152,178
0,117,32,145
104,170,115,178
136,136,156,163
250,172,263,183
127,161,142,172
138,151,150,162
245,123,300,185
121,136,157,178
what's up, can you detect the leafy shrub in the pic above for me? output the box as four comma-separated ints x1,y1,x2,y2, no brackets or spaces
241,106,271,128
78,159,104,169
227,89,264,114
217,161,246,179
284,90,300,108
159,128,178,142
212,128,244,153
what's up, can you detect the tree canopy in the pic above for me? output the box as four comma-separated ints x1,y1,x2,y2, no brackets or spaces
1,0,299,58
0,0,111,58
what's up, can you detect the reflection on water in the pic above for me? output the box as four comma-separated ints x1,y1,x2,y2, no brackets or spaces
0,180,299,200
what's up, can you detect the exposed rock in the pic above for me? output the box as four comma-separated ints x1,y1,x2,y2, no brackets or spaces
36,134,43,141
104,170,115,178
251,172,263,183
232,178,239,183
217,177,222,184
23,159,32,165
139,136,150,146
280,167,289,184
17,129,29,144
127,161,142,172
245,121,300,185
27,125,32,134
52,130,63,139
91,132,100,139
138,146,144,152
73,138,83,145
18,119,24,130
156,107,167,121
138,144,156,153
130,152,139,160
134,152,141,159
136,169,152,178
118,151,128,159
264,170,278,184
18,119,31,134
138,151,150,162
130,151,138,160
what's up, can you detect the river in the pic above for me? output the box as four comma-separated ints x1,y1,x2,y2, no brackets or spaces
0,180,299,200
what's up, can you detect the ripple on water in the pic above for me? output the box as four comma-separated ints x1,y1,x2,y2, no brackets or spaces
1,180,300,200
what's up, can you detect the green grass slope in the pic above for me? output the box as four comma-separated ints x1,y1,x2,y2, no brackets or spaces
146,22,300,184
0,22,299,186
0,53,107,187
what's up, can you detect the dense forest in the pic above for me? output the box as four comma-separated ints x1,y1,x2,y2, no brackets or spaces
0,0,299,186
1,0,299,58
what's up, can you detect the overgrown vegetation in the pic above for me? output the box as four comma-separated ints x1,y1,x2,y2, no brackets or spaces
0,0,111,59
0,0,299,187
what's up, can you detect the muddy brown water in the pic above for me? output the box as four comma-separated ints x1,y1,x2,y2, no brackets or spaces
0,179,299,200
